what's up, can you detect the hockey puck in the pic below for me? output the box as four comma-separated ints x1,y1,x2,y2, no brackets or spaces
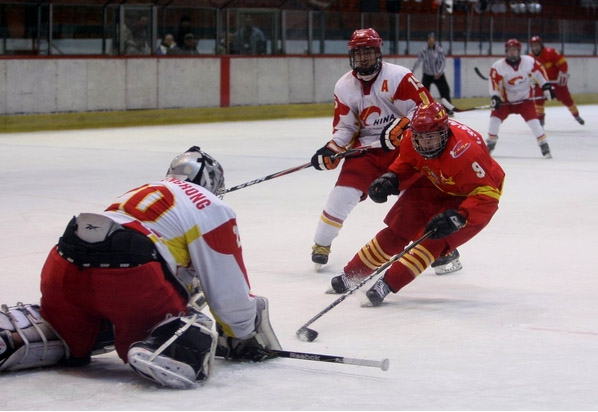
296,327,318,342
380,358,390,371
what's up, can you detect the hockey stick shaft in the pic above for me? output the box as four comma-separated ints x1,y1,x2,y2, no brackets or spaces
225,144,380,193
266,348,390,371
296,230,434,332
441,97,546,113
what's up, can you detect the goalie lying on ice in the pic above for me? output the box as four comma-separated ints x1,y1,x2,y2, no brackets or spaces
0,146,281,389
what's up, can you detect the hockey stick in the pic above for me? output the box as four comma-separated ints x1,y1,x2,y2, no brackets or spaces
265,348,390,371
441,96,547,113
224,144,380,194
441,98,490,113
474,67,488,81
296,230,435,342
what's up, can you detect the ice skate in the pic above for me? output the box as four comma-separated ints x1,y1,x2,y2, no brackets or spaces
575,115,585,125
540,142,552,158
431,249,463,275
361,277,391,307
311,243,331,271
325,274,353,294
485,139,497,154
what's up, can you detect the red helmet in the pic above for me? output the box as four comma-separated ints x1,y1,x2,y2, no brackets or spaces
347,28,383,50
348,28,383,76
410,102,450,159
530,35,542,45
505,38,522,51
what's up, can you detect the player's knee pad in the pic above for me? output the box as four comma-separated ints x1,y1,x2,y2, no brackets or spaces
0,303,68,372
127,312,217,389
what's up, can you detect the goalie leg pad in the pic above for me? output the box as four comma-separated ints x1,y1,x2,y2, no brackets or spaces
128,313,217,389
1,303,68,372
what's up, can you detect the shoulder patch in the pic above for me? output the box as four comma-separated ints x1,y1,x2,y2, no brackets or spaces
450,140,471,158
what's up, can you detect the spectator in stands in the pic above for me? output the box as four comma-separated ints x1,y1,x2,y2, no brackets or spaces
231,15,266,55
177,33,199,55
123,14,151,55
156,33,177,55
176,15,194,50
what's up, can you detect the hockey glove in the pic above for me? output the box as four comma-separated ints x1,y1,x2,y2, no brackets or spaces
310,141,345,171
425,209,466,239
380,117,410,151
542,83,556,100
557,71,569,87
490,95,502,110
216,332,274,362
368,172,400,204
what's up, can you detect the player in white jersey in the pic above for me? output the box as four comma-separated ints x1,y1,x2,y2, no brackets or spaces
0,147,281,389
486,38,555,158
309,27,462,275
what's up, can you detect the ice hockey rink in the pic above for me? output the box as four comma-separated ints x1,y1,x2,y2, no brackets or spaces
1,104,597,410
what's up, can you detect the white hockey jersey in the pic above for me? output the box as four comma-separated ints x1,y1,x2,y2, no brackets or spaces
489,55,548,103
331,62,433,148
103,177,256,339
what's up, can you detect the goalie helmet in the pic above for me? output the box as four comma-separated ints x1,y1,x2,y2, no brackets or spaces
167,146,225,197
410,102,450,159
348,28,382,76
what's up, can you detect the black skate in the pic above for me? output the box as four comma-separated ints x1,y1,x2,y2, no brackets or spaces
326,274,353,294
485,139,497,154
540,142,552,159
311,243,330,270
362,278,391,307
431,249,463,275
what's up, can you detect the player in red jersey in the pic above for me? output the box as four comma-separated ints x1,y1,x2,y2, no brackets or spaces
309,28,461,275
530,35,584,126
327,102,505,307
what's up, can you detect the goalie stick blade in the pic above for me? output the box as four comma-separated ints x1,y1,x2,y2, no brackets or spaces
475,67,489,81
296,327,318,342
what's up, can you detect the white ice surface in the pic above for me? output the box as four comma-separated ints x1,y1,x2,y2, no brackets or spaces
0,105,597,410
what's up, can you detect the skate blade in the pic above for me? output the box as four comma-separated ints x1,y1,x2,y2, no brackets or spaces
434,260,463,275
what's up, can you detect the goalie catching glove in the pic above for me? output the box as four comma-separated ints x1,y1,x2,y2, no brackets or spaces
425,209,466,239
380,116,410,151
542,83,556,100
368,172,400,204
311,141,345,170
216,296,282,362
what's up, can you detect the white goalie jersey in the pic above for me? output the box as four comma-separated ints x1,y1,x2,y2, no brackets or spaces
489,55,549,103
103,177,257,339
331,62,432,149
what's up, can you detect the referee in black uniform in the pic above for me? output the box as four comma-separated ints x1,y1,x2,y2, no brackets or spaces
412,32,454,115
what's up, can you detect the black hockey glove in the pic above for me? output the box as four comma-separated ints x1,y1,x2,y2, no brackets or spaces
217,333,274,362
542,83,556,100
380,117,410,151
368,172,400,204
311,141,343,171
490,95,502,110
425,209,466,239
